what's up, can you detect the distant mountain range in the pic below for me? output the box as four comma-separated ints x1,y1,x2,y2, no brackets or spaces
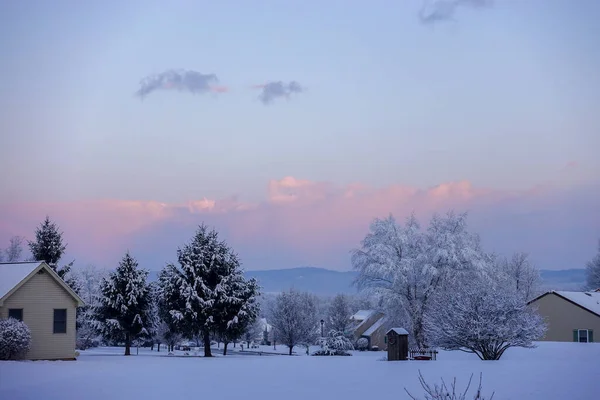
148,266,587,296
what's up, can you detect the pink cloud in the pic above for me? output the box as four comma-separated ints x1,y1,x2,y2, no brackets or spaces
1,177,598,271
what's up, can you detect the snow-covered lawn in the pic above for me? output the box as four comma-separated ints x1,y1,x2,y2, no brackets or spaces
1,342,598,400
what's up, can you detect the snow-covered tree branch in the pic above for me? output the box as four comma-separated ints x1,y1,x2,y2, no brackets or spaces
94,252,153,356
585,240,600,290
352,212,489,347
424,270,546,360
269,289,319,355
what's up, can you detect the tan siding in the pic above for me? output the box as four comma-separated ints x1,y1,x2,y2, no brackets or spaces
368,324,389,350
531,293,600,342
1,269,78,360
353,312,384,339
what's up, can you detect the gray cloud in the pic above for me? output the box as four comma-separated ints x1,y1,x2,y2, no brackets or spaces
419,0,492,24
135,69,222,99
255,81,303,105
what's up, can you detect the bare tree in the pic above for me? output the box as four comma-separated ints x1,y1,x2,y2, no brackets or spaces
269,289,319,355
498,252,540,301
585,240,600,291
4,236,25,262
405,370,494,400
327,294,353,334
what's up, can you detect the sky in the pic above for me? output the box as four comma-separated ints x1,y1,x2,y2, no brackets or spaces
0,0,599,272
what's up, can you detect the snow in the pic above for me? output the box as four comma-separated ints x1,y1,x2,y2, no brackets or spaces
351,309,374,321
362,316,387,337
0,262,42,300
0,342,598,399
555,291,600,316
387,327,409,335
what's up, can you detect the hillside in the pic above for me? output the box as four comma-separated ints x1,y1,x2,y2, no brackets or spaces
148,266,587,296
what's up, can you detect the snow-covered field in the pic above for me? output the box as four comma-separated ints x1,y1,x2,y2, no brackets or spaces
1,342,598,400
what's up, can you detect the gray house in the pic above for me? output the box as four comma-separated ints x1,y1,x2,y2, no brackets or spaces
0,261,85,360
528,290,599,343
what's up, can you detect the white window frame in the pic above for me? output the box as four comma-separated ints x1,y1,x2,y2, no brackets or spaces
578,329,589,343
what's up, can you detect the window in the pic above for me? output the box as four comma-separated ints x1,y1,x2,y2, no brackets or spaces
573,329,594,343
8,309,23,321
53,309,67,334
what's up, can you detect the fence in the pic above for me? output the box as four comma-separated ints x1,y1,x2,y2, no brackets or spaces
409,348,438,360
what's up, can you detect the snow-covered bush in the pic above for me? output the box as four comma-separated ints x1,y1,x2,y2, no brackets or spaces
405,370,494,400
313,330,354,356
356,337,369,351
425,270,546,360
0,318,32,360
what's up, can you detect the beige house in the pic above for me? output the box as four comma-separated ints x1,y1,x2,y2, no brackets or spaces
528,290,599,343
0,261,85,360
348,310,391,350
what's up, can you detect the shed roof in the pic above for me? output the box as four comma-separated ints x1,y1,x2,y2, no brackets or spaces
387,327,409,335
0,261,84,306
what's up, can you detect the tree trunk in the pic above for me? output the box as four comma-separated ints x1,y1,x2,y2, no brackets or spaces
125,333,131,356
158,343,161,352
289,346,293,356
203,330,213,357
223,342,228,356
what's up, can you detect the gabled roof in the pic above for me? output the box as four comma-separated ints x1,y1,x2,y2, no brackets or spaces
363,316,389,337
351,310,375,321
387,327,409,335
0,261,85,306
528,290,600,318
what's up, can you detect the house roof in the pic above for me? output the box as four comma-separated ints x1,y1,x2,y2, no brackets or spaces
528,290,600,318
386,327,409,335
554,291,600,316
351,310,374,321
362,316,388,337
0,261,85,306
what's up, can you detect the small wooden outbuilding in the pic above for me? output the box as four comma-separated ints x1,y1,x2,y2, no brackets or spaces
386,328,409,361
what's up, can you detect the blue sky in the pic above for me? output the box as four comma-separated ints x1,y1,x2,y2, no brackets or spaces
0,1,599,271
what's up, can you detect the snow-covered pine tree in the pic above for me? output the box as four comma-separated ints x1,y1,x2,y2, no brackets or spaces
28,216,73,279
327,294,353,334
585,240,600,291
156,264,183,352
158,224,237,357
94,252,153,356
214,255,261,355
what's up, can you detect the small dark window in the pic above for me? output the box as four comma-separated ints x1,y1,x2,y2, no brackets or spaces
578,329,588,343
53,309,67,334
8,309,23,321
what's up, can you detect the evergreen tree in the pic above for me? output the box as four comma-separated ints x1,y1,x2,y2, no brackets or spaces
94,252,153,356
28,216,72,278
159,223,248,357
214,256,261,355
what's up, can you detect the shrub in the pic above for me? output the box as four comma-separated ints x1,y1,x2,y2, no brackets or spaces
0,318,32,360
313,330,354,356
356,337,369,351
405,370,495,400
